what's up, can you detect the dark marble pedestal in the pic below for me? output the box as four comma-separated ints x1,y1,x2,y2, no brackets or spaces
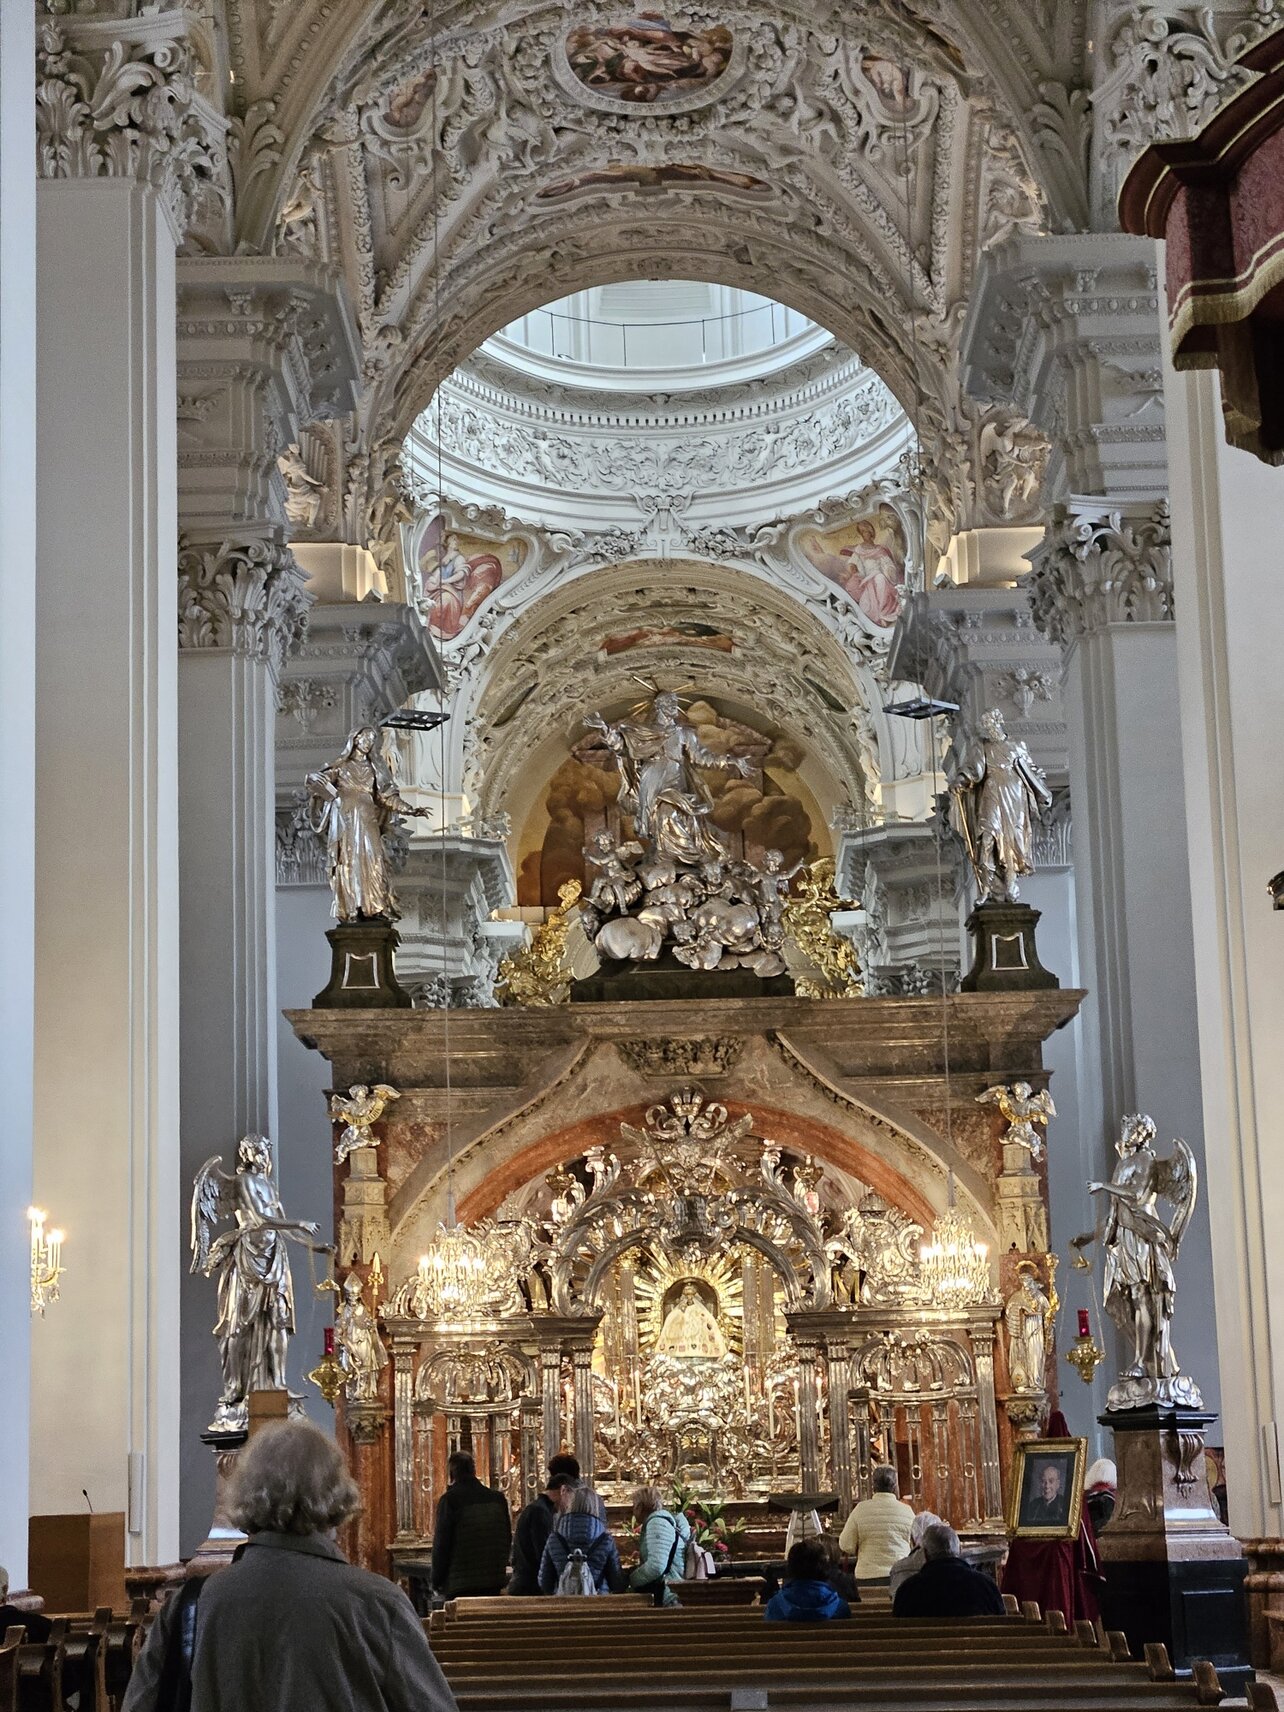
314,915,412,1009
960,901,1059,992
1099,1405,1252,1693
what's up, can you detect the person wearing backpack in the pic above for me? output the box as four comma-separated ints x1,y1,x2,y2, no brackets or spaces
538,1486,624,1594
627,1485,691,1607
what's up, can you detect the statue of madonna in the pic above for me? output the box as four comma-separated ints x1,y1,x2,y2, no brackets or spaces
656,1282,728,1361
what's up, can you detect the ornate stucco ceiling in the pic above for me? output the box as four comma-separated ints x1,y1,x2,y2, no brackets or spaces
196,0,1099,553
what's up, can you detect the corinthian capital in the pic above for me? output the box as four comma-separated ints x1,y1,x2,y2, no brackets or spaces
1024,499,1174,649
36,11,226,238
178,536,311,675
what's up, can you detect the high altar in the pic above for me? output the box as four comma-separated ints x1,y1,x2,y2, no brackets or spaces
290,984,1079,1570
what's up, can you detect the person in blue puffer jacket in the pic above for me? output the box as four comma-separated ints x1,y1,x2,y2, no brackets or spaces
538,1486,625,1593
765,1539,853,1622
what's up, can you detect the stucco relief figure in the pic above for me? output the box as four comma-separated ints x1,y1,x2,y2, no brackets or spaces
1005,1266,1052,1392
586,691,751,867
949,709,1052,902
1091,1114,1203,1410
336,1273,389,1402
190,1135,329,1434
306,726,430,921
656,1283,728,1360
585,828,645,913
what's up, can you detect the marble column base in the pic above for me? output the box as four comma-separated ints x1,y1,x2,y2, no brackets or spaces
960,902,1059,991
1098,1405,1252,1690
314,916,412,1009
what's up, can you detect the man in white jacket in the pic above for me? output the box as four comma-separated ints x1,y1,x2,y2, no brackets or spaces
838,1465,915,1584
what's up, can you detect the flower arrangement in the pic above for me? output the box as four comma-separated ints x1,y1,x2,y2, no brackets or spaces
671,1484,746,1561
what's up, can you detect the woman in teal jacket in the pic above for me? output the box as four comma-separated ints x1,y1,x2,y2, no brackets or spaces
627,1485,692,1606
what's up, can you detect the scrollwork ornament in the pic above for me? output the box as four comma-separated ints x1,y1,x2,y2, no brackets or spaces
177,535,312,675
1025,500,1174,649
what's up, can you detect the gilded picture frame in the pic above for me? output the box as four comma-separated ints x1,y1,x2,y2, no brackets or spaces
1005,1436,1087,1541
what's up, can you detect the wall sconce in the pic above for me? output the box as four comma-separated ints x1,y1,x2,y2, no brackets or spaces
29,1207,65,1315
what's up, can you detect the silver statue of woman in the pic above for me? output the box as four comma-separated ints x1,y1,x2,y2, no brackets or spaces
1090,1113,1203,1410
585,692,750,867
950,709,1052,902
190,1135,331,1433
305,725,430,921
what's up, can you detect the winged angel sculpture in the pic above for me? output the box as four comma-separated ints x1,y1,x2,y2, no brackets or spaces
1090,1114,1203,1410
330,1082,400,1165
191,1134,332,1433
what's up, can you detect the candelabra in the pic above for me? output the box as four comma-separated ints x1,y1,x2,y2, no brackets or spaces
28,1207,65,1315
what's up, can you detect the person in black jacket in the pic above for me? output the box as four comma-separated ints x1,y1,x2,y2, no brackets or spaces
431,1451,512,1600
892,1523,1005,1618
508,1473,577,1595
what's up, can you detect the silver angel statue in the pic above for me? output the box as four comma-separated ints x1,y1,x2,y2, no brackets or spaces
190,1134,331,1433
1090,1113,1203,1410
585,692,750,867
331,1082,400,1165
335,1273,388,1402
949,709,1052,902
305,725,430,922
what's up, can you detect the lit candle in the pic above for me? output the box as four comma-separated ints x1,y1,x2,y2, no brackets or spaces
1077,1309,1090,1338
324,1327,336,1356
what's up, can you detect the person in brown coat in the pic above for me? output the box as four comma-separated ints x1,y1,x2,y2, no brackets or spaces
123,1419,458,1712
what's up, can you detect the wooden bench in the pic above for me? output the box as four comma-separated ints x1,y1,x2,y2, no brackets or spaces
422,1600,1270,1712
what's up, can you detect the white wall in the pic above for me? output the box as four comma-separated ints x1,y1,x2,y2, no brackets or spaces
0,0,37,1585
1166,362,1284,1537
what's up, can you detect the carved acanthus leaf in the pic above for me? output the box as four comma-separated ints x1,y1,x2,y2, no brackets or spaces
178,535,311,671
36,15,227,237
1023,500,1174,648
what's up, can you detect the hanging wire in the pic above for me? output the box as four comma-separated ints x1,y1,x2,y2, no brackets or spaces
886,70,960,1164
427,0,456,1229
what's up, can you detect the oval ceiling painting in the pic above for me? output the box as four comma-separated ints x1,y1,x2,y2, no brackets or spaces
565,15,733,105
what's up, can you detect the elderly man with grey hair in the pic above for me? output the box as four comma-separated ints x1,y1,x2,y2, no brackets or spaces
0,1565,51,1643
123,1419,458,1711
892,1522,1005,1618
837,1465,915,1583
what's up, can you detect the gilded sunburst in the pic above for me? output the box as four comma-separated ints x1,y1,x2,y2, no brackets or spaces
630,1243,745,1358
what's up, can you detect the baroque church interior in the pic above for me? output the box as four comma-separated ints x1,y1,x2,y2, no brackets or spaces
8,0,1284,1704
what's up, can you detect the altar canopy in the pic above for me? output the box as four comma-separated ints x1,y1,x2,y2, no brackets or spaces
292,978,1079,1566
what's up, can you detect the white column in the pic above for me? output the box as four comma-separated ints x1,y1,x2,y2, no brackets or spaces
33,173,182,1561
1165,362,1284,1538
175,263,359,1550
1025,508,1223,1424
0,0,36,1584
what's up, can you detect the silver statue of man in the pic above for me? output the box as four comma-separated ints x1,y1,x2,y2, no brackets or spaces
335,1274,389,1402
191,1134,330,1433
949,709,1052,902
585,692,751,867
305,725,431,922
1090,1113,1203,1410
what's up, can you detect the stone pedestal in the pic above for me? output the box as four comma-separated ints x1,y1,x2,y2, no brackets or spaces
338,1145,392,1267
314,917,413,1009
961,902,1058,992
1099,1406,1251,1690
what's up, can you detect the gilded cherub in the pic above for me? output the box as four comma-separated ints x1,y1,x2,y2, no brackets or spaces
330,1083,400,1165
977,1081,1055,1163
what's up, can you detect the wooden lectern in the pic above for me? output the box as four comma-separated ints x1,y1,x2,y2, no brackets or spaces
28,1513,127,1614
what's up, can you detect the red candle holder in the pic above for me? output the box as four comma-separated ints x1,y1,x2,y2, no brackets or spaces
324,1326,336,1356
1077,1308,1091,1338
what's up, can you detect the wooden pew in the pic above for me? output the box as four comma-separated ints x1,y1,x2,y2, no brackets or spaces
0,1637,19,1712
421,1601,1243,1712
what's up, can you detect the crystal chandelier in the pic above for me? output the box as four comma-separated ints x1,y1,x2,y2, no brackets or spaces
919,1180,990,1310
29,1207,65,1315
415,1223,493,1320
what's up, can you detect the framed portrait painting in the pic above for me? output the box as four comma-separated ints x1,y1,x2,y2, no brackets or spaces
1006,1437,1087,1540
